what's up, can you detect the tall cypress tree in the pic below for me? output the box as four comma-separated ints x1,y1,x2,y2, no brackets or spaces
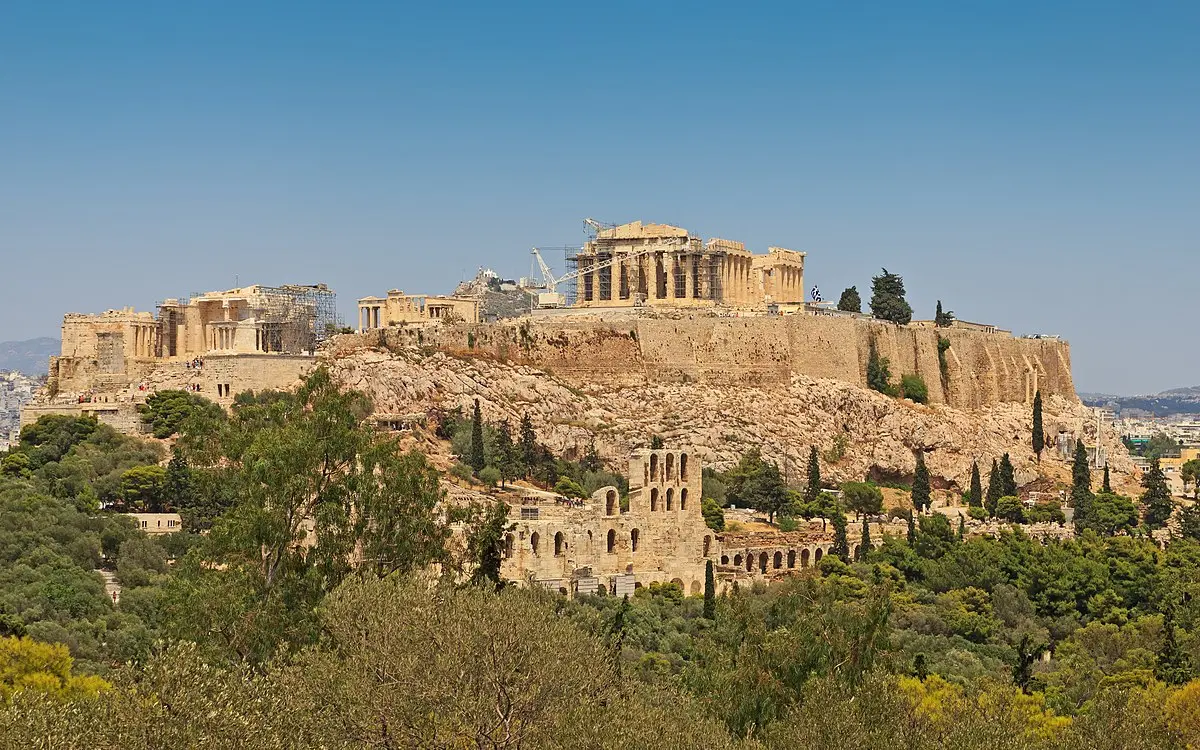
999,453,1017,497
906,511,916,546
1102,463,1112,494
703,560,716,620
805,445,821,504
831,508,850,563
1032,391,1045,460
494,419,516,488
859,517,872,561
957,514,966,541
469,399,486,472
968,460,983,508
1142,457,1174,529
1071,440,1093,535
986,459,1002,516
912,451,931,513
519,412,537,477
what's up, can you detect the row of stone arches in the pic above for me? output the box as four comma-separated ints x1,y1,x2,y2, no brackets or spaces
720,542,878,573
722,546,827,573
648,486,688,511
648,451,690,483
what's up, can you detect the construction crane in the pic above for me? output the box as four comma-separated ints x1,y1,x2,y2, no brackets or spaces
530,237,690,308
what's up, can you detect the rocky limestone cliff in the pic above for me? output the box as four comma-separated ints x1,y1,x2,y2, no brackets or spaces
324,341,1133,494
330,313,1074,412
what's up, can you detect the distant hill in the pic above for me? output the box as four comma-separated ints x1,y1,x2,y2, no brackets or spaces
1081,386,1200,417
0,337,59,375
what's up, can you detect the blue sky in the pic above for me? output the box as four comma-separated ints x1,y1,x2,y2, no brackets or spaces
1,2,1197,394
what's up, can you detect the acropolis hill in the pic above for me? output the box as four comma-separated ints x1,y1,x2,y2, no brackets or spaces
20,218,1125,496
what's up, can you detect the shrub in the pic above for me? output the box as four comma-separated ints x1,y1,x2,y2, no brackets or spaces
138,390,223,439
778,516,799,532
478,466,501,488
702,497,725,531
451,462,475,483
968,505,988,521
900,374,928,404
994,495,1026,523
554,476,586,498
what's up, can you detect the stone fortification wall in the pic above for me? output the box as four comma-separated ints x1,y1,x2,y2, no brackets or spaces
331,314,1075,410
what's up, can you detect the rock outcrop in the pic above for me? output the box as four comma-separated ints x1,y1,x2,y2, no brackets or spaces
325,341,1133,494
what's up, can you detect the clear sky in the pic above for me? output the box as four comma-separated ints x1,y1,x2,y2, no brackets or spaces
1,2,1197,394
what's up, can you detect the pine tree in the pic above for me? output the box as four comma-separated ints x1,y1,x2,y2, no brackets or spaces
1156,607,1192,685
1142,457,1174,529
519,412,538,477
831,508,850,563
986,459,1002,516
804,445,821,505
164,445,196,511
703,560,716,620
1071,440,1094,535
1032,391,1044,459
911,451,931,513
1103,463,1112,494
858,517,872,561
837,286,861,313
869,268,913,324
999,453,1017,497
469,399,486,472
968,460,983,507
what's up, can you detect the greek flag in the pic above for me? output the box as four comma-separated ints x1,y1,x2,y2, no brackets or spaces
810,286,822,302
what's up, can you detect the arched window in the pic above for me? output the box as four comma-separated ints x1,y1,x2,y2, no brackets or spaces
554,531,565,556
732,554,742,567
650,487,659,511
773,551,783,569
721,555,730,566
853,544,861,560
801,548,811,568
607,529,616,553
530,532,540,556
680,453,689,480
746,554,754,572
787,550,796,568
690,580,701,595
814,548,823,562
666,487,674,510
649,453,659,482
605,490,617,516
666,453,676,481
680,487,688,510
759,552,768,573
504,533,514,559
703,535,711,557
631,528,640,552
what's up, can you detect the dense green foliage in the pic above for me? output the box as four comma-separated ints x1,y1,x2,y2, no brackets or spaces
137,390,223,438
900,372,928,403
1033,390,1045,457
866,340,892,394
934,299,955,327
6,372,1200,748
837,285,861,312
869,268,913,324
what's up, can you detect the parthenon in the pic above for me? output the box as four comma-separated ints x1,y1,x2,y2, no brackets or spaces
570,221,806,308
